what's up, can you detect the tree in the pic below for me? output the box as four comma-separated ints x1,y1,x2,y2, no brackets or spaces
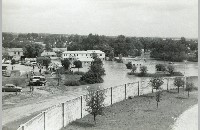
185,82,194,97
73,60,82,72
174,77,185,93
23,43,44,58
140,65,148,76
85,87,105,124
108,50,114,61
126,62,132,69
80,57,105,84
45,42,52,51
167,65,175,75
36,57,51,70
155,64,166,72
11,59,16,65
150,77,164,108
61,59,71,70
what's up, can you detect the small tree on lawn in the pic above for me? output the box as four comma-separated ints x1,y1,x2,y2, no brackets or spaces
85,87,105,124
167,65,175,75
150,77,164,108
174,77,185,93
185,82,194,97
140,65,148,76
73,60,82,72
61,58,71,70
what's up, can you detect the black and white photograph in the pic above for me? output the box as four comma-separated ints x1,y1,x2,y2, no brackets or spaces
2,0,198,130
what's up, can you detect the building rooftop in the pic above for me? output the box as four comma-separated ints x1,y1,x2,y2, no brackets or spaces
7,48,23,52
53,48,68,52
63,50,104,54
41,52,57,56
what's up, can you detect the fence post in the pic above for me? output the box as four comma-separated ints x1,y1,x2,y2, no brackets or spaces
44,111,46,130
62,103,65,127
81,96,83,118
111,87,113,105
138,81,139,96
125,84,127,99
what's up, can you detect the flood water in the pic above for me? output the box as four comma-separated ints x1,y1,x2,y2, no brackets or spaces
73,59,198,90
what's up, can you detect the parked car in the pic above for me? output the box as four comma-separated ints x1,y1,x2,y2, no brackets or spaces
2,84,22,92
4,60,11,64
29,76,47,86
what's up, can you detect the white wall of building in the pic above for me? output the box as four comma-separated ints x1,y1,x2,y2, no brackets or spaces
62,50,105,62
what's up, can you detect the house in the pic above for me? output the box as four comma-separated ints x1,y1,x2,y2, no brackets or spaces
41,51,57,57
7,48,24,61
62,50,105,64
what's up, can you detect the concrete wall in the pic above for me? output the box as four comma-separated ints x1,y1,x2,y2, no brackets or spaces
18,76,197,130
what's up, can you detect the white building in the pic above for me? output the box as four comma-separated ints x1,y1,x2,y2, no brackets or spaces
62,50,105,64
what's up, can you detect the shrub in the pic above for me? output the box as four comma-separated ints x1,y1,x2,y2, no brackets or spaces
80,71,104,84
73,71,85,75
139,66,148,76
174,77,185,93
155,64,166,72
64,80,80,86
167,65,175,75
126,62,133,69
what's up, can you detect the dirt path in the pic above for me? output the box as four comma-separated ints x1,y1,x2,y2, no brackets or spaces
2,89,87,126
172,104,198,130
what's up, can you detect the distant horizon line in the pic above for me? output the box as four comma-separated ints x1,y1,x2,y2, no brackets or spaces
2,31,198,40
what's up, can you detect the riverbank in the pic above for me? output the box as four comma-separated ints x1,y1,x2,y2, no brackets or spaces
63,89,198,130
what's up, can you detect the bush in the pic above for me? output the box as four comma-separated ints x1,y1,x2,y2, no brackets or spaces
11,59,16,65
80,71,104,84
155,64,166,72
126,62,132,69
73,71,85,75
65,70,73,75
64,80,80,86
139,66,148,76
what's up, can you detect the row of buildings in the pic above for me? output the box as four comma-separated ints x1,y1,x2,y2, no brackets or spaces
3,47,105,64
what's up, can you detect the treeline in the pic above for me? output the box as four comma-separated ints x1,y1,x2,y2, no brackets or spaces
2,32,198,62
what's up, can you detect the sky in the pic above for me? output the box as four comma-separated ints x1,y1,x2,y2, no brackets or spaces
2,0,198,38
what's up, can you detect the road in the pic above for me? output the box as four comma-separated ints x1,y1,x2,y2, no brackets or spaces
172,104,198,130
2,88,87,126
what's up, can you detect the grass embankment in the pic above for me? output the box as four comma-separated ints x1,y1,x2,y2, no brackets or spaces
63,89,197,130
128,72,183,77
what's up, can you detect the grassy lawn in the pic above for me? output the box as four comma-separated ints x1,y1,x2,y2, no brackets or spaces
63,89,198,130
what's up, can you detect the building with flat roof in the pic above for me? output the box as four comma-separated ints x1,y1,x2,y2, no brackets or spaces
62,50,105,64
6,48,24,61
